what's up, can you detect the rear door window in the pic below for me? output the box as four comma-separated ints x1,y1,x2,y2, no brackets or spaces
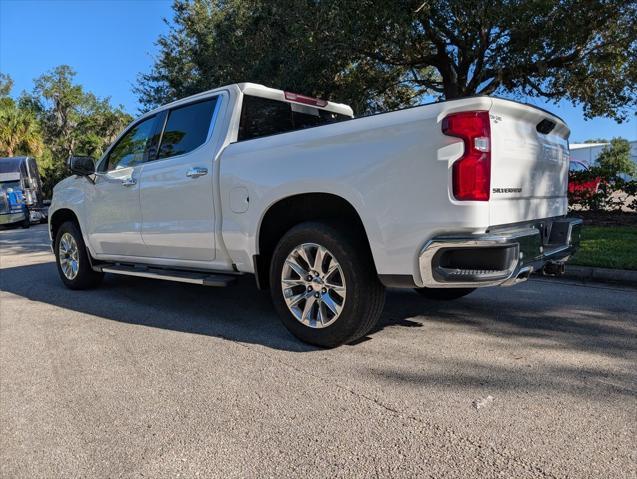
238,95,350,141
156,98,218,160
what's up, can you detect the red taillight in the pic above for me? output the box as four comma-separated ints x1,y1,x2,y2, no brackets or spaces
284,91,328,108
442,111,491,201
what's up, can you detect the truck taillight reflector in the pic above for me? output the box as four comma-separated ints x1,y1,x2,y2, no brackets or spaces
442,111,491,201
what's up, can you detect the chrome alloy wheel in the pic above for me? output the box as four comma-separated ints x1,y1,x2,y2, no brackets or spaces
281,243,346,328
58,232,80,280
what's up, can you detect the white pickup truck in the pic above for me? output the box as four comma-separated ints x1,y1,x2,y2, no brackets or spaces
49,83,582,347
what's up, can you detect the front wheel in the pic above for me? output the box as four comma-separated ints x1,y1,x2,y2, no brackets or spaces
414,287,476,300
270,221,385,348
54,221,104,290
21,208,30,229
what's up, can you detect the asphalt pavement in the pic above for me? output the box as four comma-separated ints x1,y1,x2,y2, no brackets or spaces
1,225,636,478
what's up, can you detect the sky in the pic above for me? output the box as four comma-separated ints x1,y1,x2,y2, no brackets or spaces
1,0,635,142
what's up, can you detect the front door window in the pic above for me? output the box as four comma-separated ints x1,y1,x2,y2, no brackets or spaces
103,116,156,171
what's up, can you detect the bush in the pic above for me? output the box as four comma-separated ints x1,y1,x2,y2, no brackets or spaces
597,138,635,178
568,167,637,212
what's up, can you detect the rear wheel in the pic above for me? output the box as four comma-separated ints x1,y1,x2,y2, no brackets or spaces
270,221,385,348
54,221,104,290
414,287,476,300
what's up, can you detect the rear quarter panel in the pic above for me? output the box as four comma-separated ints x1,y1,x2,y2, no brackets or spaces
219,97,495,280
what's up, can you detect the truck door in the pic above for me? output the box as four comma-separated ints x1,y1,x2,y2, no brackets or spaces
138,95,223,261
86,114,159,257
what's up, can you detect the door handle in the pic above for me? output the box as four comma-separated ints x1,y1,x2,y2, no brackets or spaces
186,167,208,178
121,177,137,187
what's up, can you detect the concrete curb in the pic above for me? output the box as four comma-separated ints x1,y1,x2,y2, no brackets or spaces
560,265,637,286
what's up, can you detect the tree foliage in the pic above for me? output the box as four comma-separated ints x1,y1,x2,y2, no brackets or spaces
0,102,44,158
20,65,132,159
0,67,132,198
569,137,636,212
596,138,635,177
137,0,637,119
0,73,14,109
135,0,420,113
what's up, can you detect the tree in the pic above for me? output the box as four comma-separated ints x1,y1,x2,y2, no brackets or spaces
137,0,637,120
19,65,132,197
0,103,44,157
0,73,44,157
369,0,637,119
596,138,635,177
0,73,12,97
21,65,131,159
135,0,418,113
0,73,15,109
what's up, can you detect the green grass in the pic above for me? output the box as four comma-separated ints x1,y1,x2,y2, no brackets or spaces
570,226,637,270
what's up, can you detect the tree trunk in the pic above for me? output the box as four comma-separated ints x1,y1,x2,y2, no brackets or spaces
438,59,462,100
443,81,461,99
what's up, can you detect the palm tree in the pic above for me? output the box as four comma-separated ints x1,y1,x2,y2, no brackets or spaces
0,104,44,157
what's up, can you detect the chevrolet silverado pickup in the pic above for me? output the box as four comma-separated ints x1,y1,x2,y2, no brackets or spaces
49,83,582,347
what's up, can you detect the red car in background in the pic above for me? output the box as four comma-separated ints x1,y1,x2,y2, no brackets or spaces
568,160,603,195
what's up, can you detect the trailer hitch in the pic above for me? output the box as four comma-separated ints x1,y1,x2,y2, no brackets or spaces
542,261,566,277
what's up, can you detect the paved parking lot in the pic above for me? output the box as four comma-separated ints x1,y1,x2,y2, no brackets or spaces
1,225,636,478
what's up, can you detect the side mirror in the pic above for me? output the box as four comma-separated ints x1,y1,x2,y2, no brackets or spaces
68,156,95,176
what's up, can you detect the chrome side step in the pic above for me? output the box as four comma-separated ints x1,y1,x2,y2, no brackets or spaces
97,264,238,287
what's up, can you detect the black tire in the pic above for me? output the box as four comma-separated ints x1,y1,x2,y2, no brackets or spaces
414,287,476,300
270,221,385,348
54,220,104,290
21,209,30,229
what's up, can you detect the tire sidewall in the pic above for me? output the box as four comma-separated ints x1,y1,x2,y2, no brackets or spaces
54,221,101,289
21,207,30,228
270,222,378,347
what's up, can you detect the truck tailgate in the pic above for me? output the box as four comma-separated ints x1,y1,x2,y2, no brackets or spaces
488,99,570,226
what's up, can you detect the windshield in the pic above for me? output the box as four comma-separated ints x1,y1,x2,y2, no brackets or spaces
0,180,24,213
0,180,21,192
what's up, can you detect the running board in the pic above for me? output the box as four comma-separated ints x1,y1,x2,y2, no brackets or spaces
97,264,237,287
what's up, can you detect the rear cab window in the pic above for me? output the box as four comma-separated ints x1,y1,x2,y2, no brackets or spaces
238,95,351,141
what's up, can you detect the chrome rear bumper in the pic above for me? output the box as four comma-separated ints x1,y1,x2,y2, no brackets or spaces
418,217,582,288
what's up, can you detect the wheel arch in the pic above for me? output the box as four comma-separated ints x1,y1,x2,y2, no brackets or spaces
254,192,376,290
49,208,84,249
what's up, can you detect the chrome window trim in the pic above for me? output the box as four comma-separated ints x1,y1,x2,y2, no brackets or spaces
151,94,224,164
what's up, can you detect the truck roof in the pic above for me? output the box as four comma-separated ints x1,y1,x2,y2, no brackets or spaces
148,83,354,118
0,157,31,173
236,83,353,117
0,157,31,183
